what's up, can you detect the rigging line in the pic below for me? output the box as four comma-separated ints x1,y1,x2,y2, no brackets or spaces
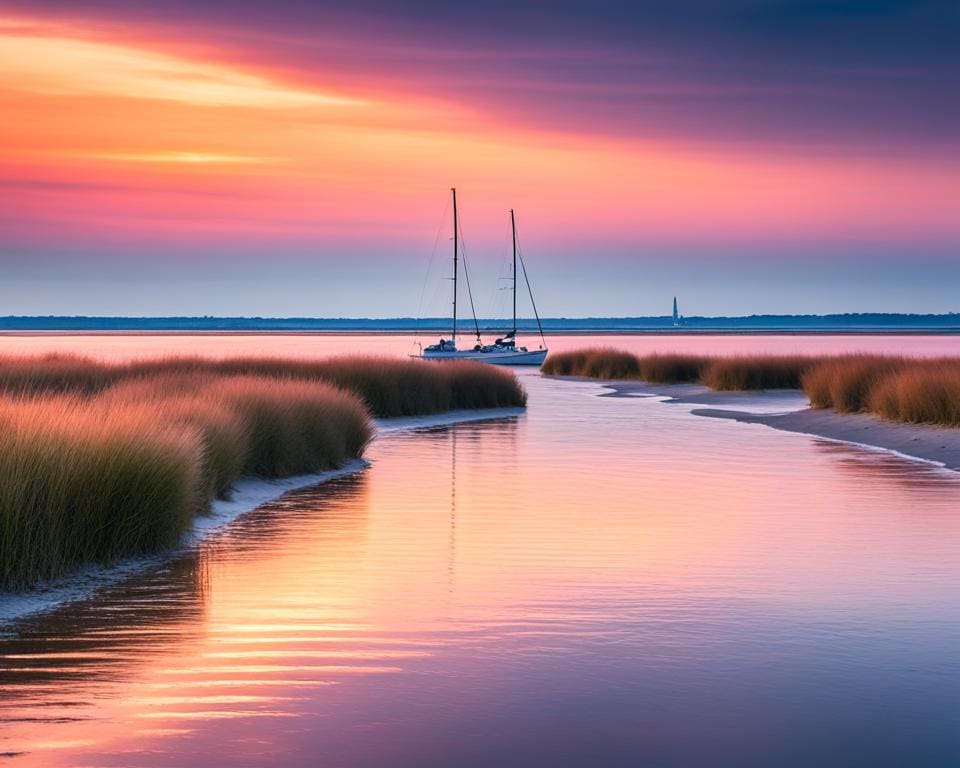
483,255,503,329
413,193,451,346
514,224,546,348
488,226,512,332
492,266,512,333
456,210,482,342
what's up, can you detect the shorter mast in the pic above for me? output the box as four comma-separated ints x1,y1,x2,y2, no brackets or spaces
513,211,547,349
451,187,458,345
510,209,517,338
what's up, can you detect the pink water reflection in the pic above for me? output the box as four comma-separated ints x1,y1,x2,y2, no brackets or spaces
0,332,956,361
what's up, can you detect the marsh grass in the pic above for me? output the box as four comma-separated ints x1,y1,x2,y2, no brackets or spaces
801,355,906,412
543,349,960,427
0,395,202,588
0,354,526,416
545,348,642,379
101,378,249,499
0,355,524,589
539,348,706,381
639,354,708,384
700,355,813,390
867,361,960,427
800,355,960,426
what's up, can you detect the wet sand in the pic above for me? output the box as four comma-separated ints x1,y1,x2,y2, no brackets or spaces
598,380,960,470
696,407,960,471
594,379,808,409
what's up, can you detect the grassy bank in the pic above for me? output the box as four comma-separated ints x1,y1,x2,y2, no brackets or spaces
0,355,525,589
0,354,527,416
542,348,960,428
542,349,813,389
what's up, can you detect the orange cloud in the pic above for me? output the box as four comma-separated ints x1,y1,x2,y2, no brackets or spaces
0,17,361,109
0,13,956,252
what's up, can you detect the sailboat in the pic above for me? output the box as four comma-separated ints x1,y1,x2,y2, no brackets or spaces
418,188,548,366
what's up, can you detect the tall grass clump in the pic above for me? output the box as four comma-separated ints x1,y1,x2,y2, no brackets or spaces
102,373,372,482
801,355,905,412
542,349,709,383
540,349,596,377
541,348,643,379
868,362,960,427
545,349,816,390
101,376,248,499
211,376,372,477
0,395,202,588
439,360,529,410
639,354,709,383
700,355,814,391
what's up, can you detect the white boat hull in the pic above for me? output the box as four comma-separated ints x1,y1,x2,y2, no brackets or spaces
418,348,548,366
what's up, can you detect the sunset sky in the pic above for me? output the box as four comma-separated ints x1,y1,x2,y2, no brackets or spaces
1,1,957,317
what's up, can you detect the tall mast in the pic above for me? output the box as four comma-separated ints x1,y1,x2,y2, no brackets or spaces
510,209,517,337
451,187,458,344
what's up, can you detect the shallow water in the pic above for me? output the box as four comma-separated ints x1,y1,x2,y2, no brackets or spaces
1,336,959,766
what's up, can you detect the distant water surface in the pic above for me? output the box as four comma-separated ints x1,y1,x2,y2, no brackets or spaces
0,331,957,360
0,336,958,767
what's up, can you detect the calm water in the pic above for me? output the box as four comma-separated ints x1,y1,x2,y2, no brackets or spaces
0,331,958,360
1,336,959,767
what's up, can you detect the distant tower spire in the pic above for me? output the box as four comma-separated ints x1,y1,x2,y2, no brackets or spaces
672,296,680,326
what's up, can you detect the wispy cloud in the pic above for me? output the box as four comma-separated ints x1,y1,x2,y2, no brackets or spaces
78,151,278,165
0,17,363,109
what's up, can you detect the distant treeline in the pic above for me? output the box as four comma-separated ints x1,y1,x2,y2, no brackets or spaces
1,314,959,332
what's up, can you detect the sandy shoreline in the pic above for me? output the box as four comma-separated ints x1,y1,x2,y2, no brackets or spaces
595,380,808,409
0,407,524,627
597,379,960,470
695,407,960,470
